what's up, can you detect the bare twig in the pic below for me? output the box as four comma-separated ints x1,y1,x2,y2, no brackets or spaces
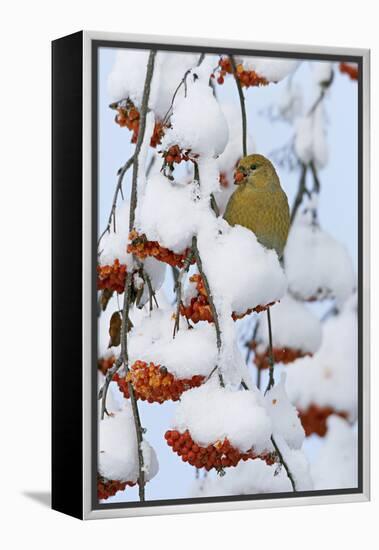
308,68,334,116
256,366,262,390
230,55,247,157
309,160,321,194
161,53,206,127
270,435,297,492
97,154,135,249
264,307,275,395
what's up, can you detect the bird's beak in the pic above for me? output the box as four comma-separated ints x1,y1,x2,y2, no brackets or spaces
234,169,247,185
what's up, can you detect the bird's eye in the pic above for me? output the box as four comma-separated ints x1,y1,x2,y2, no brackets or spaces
250,163,258,170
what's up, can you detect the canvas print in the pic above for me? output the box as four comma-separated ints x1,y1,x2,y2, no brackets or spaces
95,45,360,506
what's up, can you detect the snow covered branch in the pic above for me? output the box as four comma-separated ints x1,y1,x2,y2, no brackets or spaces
129,50,157,232
192,236,224,387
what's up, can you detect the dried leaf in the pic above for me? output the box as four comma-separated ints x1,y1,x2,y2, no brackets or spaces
100,288,114,311
108,311,122,348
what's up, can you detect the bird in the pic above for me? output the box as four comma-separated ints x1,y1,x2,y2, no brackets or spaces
223,154,290,258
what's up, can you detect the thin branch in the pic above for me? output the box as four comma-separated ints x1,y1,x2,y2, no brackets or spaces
173,246,195,338
98,356,123,419
309,160,321,194
230,56,247,157
125,50,158,501
97,154,135,249
264,307,275,395
129,50,157,232
161,53,206,127
270,435,297,492
290,163,310,225
210,194,220,217
192,236,224,387
256,366,262,390
307,68,334,116
119,270,146,501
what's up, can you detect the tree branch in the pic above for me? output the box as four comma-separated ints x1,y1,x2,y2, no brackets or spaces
309,160,321,194
270,435,297,492
264,306,275,394
290,162,309,225
99,50,157,502
192,236,224,387
230,55,247,157
129,50,157,232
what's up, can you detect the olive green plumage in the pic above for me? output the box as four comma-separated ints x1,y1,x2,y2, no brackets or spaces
224,154,290,258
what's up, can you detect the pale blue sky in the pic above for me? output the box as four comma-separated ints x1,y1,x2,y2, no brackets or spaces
97,47,358,502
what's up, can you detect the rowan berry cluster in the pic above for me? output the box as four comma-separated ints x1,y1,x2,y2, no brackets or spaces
116,361,204,404
299,404,348,437
219,172,230,188
164,429,276,472
215,57,269,88
97,259,127,294
115,102,164,147
162,145,193,165
128,230,194,268
252,343,312,370
180,274,274,323
97,474,135,500
339,62,358,81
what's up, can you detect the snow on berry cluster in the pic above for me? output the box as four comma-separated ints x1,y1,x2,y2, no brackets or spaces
127,229,194,268
284,203,355,307
285,295,358,436
180,274,275,324
197,223,287,318
252,294,322,369
160,77,229,159
98,200,166,297
216,56,299,87
117,361,204,404
217,57,299,88
165,377,308,476
98,398,159,501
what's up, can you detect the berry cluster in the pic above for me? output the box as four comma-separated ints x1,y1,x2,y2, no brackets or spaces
252,343,312,370
219,172,230,188
165,429,276,472
97,259,127,294
180,274,275,323
215,57,269,88
162,145,194,166
116,361,204,404
115,102,164,147
339,62,358,81
128,230,194,268
299,404,348,437
97,474,135,501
